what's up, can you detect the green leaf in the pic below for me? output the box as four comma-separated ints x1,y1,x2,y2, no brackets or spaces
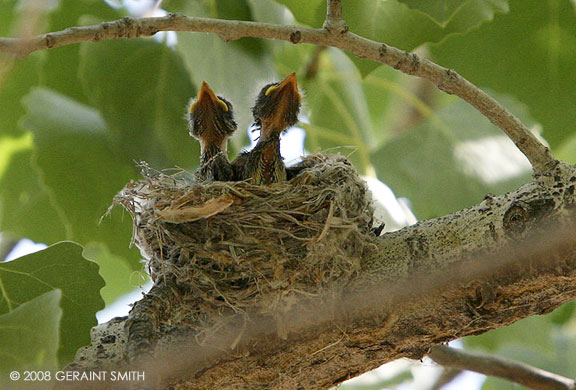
21,88,139,266
480,325,576,389
431,0,576,147
464,315,553,354
556,132,576,164
302,48,373,172
0,0,17,37
399,0,508,26
278,0,508,76
79,39,196,167
0,56,41,137
398,0,469,24
548,301,576,326
0,242,104,363
246,0,294,24
176,2,276,149
0,290,61,377
39,0,123,105
273,0,324,27
84,243,147,305
371,93,534,219
362,65,425,147
0,140,66,244
278,0,508,47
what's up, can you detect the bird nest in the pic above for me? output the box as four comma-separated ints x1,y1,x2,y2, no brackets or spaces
114,154,377,334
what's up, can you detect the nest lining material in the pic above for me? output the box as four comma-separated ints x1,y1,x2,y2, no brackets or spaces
114,154,378,329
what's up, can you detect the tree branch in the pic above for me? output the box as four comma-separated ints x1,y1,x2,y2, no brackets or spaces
0,13,556,174
429,345,576,390
323,0,348,34
69,162,576,389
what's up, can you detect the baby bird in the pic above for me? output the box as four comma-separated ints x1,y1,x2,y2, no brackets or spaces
234,73,302,184
188,81,237,181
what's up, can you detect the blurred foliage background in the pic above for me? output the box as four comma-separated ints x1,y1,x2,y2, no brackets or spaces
1,0,576,388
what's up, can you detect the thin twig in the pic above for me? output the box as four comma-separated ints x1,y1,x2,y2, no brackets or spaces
323,0,348,34
0,13,556,174
429,345,576,390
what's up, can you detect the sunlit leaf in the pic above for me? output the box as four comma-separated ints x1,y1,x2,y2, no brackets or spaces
431,0,576,147
0,0,17,37
246,0,294,24
84,243,146,305
277,0,509,75
548,301,576,326
0,242,104,363
399,0,508,26
398,0,469,24
21,88,139,266
556,132,576,164
0,290,61,379
464,315,554,354
39,0,123,105
0,143,66,244
372,93,534,219
79,39,196,168
302,49,373,172
0,56,41,137
479,319,576,389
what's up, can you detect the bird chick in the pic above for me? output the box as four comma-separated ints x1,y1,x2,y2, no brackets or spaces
188,81,237,181
234,72,302,184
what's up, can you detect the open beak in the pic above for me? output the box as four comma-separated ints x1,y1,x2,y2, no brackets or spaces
265,72,301,103
190,81,228,113
260,72,302,139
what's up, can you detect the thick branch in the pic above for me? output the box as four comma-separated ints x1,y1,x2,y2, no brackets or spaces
69,162,576,389
429,345,576,390
0,14,556,174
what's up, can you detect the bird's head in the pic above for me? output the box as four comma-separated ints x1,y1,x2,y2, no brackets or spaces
188,81,237,151
252,72,302,140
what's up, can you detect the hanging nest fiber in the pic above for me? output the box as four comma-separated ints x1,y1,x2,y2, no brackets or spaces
114,154,378,337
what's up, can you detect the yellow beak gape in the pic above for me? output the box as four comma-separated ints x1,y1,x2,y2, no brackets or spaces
216,98,229,112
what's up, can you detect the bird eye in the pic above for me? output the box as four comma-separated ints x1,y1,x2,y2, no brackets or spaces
216,98,229,112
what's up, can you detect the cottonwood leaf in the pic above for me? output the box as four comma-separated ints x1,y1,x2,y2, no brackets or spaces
0,242,104,363
79,39,196,168
277,0,508,75
302,49,373,172
431,0,576,147
21,88,139,268
0,290,61,381
371,93,534,219
39,0,123,105
398,0,508,26
0,144,66,244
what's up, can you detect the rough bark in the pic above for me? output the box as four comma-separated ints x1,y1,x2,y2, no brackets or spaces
69,162,576,390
